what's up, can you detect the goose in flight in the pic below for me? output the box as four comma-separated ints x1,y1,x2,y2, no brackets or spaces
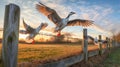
87,35,107,45
19,19,48,43
36,2,93,36
87,35,98,45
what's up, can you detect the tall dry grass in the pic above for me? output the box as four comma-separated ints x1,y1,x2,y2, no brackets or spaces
0,43,100,64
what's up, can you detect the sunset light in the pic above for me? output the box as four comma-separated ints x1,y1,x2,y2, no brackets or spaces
0,0,120,67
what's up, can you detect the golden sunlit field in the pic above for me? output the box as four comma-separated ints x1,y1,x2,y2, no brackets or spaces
0,43,100,64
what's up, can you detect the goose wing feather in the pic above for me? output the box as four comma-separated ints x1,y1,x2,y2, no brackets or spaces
67,19,93,27
36,2,61,25
23,19,35,33
36,23,48,32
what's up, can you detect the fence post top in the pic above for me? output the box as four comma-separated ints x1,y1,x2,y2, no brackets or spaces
83,28,87,30
6,3,20,8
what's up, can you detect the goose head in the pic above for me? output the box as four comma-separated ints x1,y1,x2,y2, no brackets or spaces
69,12,76,16
66,12,76,19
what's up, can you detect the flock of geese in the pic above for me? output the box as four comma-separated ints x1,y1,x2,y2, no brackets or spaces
20,2,94,43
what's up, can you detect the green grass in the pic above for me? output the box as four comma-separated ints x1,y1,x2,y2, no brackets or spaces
101,48,120,67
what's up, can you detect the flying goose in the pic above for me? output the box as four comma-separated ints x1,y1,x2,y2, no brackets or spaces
19,19,48,43
87,35,108,45
87,35,98,45
36,2,93,36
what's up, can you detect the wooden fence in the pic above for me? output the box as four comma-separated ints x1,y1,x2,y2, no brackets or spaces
17,29,119,67
1,4,119,67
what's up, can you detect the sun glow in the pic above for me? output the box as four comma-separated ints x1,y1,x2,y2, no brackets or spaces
19,34,28,40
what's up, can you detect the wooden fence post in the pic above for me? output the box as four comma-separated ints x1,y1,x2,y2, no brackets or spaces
106,37,109,49
2,4,20,67
112,39,115,48
83,28,88,62
99,35,102,55
108,38,111,50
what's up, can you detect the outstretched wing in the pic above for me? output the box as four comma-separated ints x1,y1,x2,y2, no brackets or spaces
36,23,48,33
87,35,94,41
36,2,61,25
67,19,93,27
23,19,35,33
40,23,48,30
19,30,27,34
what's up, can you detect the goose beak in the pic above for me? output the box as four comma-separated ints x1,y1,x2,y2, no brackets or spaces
71,12,76,14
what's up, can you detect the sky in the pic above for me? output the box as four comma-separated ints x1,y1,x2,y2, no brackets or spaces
0,0,120,39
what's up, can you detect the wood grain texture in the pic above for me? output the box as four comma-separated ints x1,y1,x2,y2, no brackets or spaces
99,35,102,55
2,4,20,67
83,28,88,62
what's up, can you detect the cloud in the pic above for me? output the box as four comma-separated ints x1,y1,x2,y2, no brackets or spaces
102,8,113,16
1,0,119,37
82,13,90,19
0,19,3,28
107,22,120,34
39,0,71,18
21,0,119,36
77,5,116,34
97,19,120,35
118,10,120,13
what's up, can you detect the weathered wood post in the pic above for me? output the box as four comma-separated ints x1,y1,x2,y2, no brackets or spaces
108,38,111,50
106,37,109,49
111,39,113,48
106,37,111,50
2,4,20,67
83,28,88,62
98,35,102,55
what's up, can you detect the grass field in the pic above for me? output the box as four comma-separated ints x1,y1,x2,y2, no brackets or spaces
0,43,99,64
99,47,120,67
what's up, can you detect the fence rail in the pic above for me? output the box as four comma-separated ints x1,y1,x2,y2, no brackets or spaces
18,43,120,67
1,3,119,67
17,33,119,67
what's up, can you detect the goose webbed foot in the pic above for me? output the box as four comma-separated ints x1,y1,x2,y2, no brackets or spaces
57,31,61,37
31,39,35,44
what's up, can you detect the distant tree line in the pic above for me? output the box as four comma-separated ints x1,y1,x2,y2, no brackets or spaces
114,33,120,42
